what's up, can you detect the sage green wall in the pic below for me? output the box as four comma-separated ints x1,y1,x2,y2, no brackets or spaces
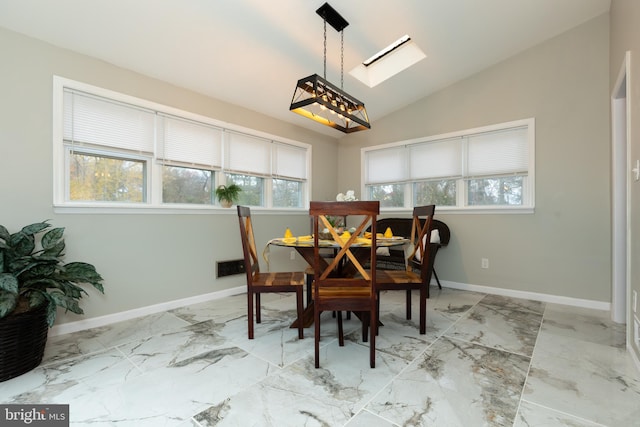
0,27,338,324
338,14,611,303
610,0,640,359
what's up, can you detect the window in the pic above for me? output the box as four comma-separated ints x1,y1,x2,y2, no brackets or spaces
363,119,534,212
53,77,311,210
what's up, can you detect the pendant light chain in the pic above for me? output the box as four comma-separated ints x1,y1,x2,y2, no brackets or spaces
323,20,327,80
341,30,344,89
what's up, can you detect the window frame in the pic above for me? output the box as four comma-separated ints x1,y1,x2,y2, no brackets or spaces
53,76,311,213
361,118,535,213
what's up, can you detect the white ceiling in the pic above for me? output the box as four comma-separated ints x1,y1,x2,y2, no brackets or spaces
0,0,611,137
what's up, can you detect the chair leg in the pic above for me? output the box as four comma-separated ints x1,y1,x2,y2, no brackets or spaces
314,307,321,368
406,289,412,319
255,293,261,324
376,291,381,336
362,312,368,343
337,312,344,346
306,274,313,305
419,287,427,335
296,288,304,339
433,268,442,289
370,303,376,368
247,290,254,339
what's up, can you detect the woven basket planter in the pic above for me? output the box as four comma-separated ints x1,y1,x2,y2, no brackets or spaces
0,303,49,382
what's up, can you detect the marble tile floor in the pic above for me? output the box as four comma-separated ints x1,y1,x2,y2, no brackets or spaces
1,287,639,426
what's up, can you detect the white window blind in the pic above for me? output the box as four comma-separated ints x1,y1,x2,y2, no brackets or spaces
63,89,155,153
365,147,406,184
409,138,462,180
273,142,306,180
466,127,528,177
157,115,222,169
225,131,271,175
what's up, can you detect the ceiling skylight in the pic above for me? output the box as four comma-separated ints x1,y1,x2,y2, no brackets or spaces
350,35,426,88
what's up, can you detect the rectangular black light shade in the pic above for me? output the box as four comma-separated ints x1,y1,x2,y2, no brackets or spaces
290,74,370,133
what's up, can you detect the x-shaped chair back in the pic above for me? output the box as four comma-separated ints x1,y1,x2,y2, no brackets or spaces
309,200,380,368
405,204,435,282
237,205,261,282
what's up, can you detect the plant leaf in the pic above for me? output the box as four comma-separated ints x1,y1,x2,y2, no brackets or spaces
0,290,18,318
0,273,18,294
62,262,105,293
9,231,36,257
21,222,50,236
42,227,65,250
0,224,10,242
41,293,57,327
42,239,65,258
28,291,46,308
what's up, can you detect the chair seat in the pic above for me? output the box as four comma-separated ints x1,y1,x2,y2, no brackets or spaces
253,271,305,287
376,269,421,286
317,287,372,298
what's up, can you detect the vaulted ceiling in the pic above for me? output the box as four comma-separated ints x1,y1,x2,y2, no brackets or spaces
0,0,611,136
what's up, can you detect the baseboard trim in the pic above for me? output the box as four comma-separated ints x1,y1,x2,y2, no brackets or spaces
49,286,246,337
439,280,611,311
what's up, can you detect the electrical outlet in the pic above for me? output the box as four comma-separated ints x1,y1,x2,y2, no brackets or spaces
481,258,489,269
290,250,296,260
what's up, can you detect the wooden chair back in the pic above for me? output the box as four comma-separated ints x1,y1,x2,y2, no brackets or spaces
406,204,435,283
309,200,380,368
237,205,260,286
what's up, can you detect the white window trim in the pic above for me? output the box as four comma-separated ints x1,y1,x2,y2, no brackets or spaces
53,76,311,213
361,118,535,214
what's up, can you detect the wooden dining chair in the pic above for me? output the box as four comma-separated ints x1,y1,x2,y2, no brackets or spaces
310,201,379,368
237,205,305,340
376,205,435,335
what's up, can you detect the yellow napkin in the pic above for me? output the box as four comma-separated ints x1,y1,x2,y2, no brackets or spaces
282,237,296,244
284,228,293,238
338,231,352,243
356,237,372,246
298,235,312,241
384,227,393,238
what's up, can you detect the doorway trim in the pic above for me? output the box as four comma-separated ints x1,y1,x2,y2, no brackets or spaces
611,51,631,328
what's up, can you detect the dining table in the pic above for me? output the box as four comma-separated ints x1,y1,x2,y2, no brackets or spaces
265,234,410,328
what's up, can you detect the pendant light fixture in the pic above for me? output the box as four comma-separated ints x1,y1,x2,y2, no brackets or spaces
289,3,370,133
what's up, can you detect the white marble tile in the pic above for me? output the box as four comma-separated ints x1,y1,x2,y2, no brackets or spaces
194,344,409,426
346,410,398,427
7,288,639,427
523,315,640,426
542,303,626,349
426,287,486,315
117,320,235,372
480,294,545,315
72,343,279,426
366,336,530,427
514,400,605,427
170,292,278,325
0,348,142,416
445,295,543,357
43,328,111,365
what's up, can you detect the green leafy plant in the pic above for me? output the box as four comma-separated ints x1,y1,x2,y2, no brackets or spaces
0,221,104,327
215,184,242,205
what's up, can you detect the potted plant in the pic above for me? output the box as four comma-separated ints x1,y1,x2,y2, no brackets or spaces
0,221,104,382
215,184,242,208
